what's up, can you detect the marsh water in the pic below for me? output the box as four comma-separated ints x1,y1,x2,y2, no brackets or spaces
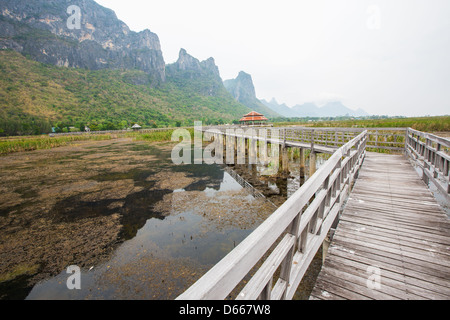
0,139,329,300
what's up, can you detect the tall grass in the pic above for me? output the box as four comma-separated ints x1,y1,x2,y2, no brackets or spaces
309,116,450,132
0,134,113,155
129,128,195,142
274,116,450,132
0,128,195,156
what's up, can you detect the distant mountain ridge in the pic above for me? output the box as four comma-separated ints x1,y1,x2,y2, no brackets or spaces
261,98,370,118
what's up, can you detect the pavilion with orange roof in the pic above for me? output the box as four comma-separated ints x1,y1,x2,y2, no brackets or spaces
239,111,269,126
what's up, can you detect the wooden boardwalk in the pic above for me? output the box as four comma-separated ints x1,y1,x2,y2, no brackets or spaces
178,128,450,300
311,152,450,300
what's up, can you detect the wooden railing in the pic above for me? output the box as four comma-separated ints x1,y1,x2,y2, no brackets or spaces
288,127,406,152
208,126,406,153
177,131,368,300
406,128,450,202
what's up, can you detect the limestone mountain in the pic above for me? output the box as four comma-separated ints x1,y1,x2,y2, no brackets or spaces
164,49,252,121
166,49,224,96
224,72,281,118
0,0,166,85
170,48,220,78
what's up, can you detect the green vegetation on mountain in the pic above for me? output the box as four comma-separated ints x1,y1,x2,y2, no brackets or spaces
0,50,251,136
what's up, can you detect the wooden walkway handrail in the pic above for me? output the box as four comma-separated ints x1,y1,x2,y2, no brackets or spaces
406,128,450,202
177,131,368,300
201,127,337,154
204,126,406,153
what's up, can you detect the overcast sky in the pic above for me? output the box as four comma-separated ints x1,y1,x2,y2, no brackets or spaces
95,0,450,116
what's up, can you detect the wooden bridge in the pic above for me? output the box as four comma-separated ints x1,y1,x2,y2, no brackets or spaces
177,127,450,300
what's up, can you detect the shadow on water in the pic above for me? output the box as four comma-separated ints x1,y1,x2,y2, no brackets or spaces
49,186,172,241
0,275,35,301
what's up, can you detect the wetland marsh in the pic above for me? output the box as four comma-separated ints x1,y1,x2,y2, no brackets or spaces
0,137,327,300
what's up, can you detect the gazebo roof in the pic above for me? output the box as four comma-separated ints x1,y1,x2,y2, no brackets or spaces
240,111,268,122
132,124,142,128
243,111,264,117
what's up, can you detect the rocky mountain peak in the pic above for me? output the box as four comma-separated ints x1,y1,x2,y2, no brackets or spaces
201,57,220,78
224,71,256,101
175,49,220,76
172,48,221,80
224,71,281,118
175,48,202,71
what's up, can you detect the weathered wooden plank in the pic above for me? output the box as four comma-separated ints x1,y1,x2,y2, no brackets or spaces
336,222,450,257
339,214,450,244
334,227,450,260
342,205,447,224
318,260,422,300
312,278,370,300
328,243,450,290
345,196,443,211
342,202,447,222
332,233,450,270
327,248,450,295
340,211,450,235
326,252,450,298
314,270,400,300
330,238,450,280
338,218,449,243
348,189,443,204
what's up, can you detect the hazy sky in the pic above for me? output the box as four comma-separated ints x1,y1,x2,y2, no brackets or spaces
95,0,450,116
